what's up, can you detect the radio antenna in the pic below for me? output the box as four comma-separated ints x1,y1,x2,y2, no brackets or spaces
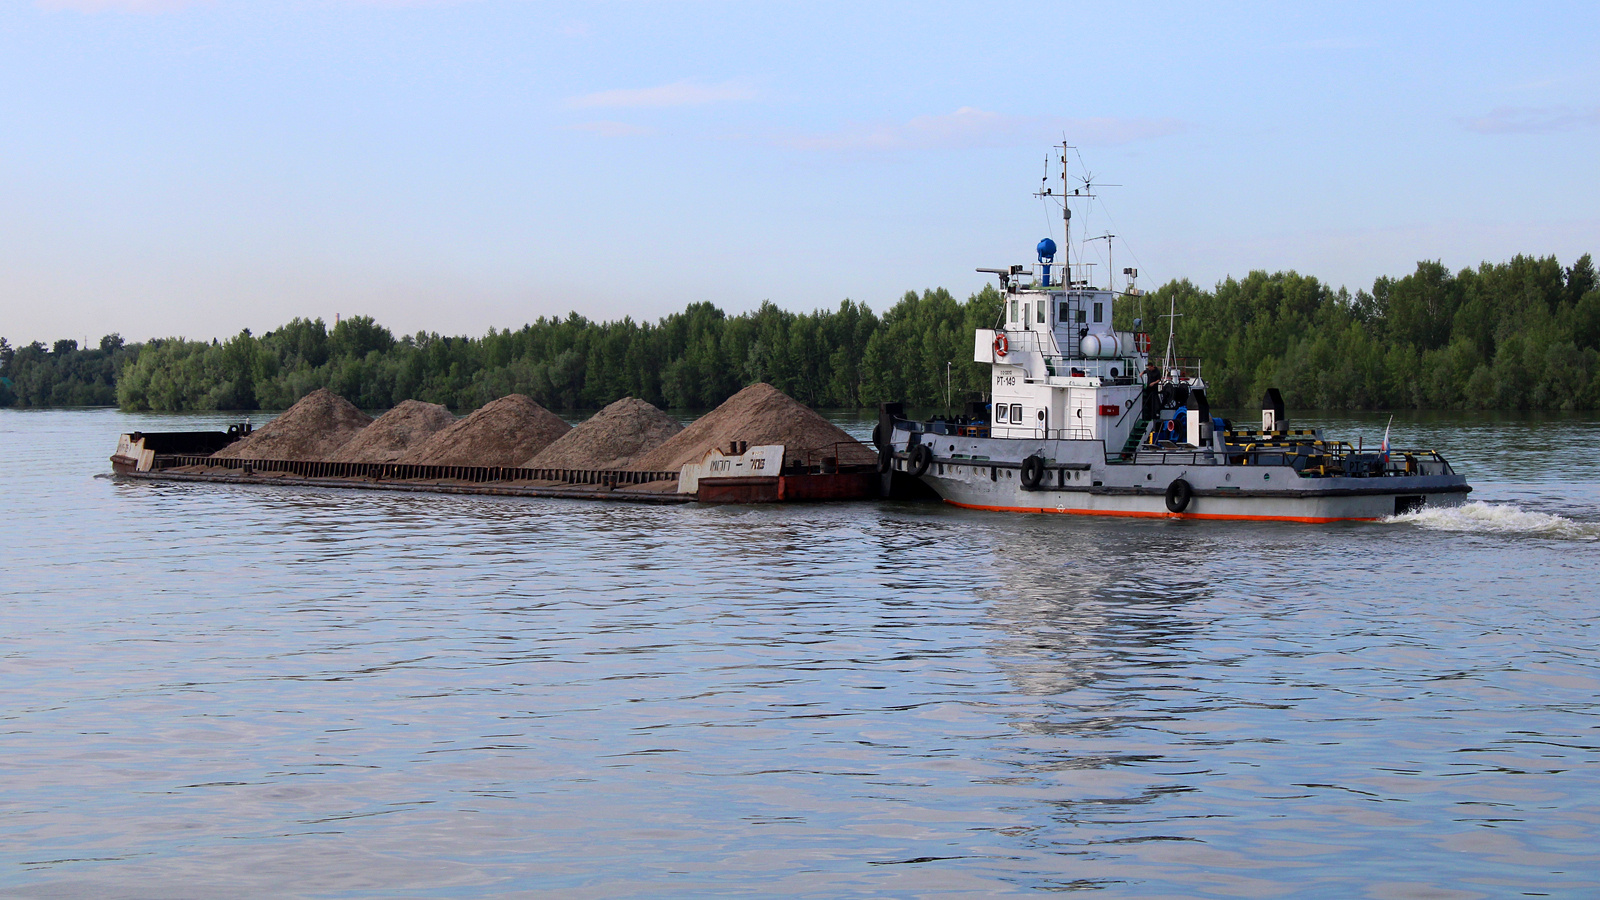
1160,291,1182,372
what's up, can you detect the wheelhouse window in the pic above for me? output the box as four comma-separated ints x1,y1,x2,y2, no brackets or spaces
1010,298,1018,322
1010,403,1023,423
1076,309,1087,324
994,405,1008,424
1093,302,1103,323
1036,303,1046,324
1058,301,1069,321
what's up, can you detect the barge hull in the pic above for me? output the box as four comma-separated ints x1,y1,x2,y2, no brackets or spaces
692,470,881,503
115,468,693,504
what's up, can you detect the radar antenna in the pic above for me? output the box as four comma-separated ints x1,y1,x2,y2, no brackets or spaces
1038,146,1126,288
1034,145,1075,285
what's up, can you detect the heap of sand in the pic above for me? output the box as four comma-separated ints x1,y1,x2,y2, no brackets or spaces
213,388,372,461
627,382,876,473
331,399,457,463
524,397,682,471
398,394,569,467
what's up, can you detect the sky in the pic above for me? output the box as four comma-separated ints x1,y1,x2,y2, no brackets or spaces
3,0,1598,345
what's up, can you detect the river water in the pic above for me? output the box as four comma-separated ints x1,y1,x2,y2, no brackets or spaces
3,408,1598,898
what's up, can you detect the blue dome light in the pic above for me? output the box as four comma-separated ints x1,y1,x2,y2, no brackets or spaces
1036,238,1059,287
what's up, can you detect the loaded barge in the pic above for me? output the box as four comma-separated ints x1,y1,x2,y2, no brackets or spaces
873,145,1471,523
111,430,878,504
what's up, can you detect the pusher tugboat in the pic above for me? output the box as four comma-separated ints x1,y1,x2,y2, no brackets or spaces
875,146,1470,522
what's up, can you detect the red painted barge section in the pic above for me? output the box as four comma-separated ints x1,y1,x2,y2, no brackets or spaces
695,470,879,504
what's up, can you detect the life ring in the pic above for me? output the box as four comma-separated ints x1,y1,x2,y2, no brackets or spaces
1164,478,1193,513
993,333,1009,358
908,443,933,477
1020,455,1045,490
878,442,893,474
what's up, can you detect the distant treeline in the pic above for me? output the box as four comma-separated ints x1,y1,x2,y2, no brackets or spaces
0,335,136,407
1141,253,1600,410
3,253,1598,412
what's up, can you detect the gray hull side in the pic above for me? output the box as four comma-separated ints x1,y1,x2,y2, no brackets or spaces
893,433,1469,522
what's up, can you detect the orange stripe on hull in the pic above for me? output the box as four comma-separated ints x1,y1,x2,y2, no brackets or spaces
943,499,1380,524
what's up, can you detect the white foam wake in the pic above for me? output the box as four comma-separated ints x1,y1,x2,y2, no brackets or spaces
1385,500,1600,541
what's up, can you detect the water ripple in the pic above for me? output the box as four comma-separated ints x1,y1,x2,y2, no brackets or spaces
2,409,1599,897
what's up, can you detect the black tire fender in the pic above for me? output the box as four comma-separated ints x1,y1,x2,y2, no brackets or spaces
908,443,933,477
1165,478,1194,513
1020,455,1046,491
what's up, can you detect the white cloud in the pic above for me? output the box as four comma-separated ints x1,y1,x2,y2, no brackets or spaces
564,80,757,110
779,107,1186,152
1461,105,1600,134
562,121,655,138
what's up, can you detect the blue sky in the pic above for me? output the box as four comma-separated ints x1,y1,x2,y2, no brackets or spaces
3,1,1597,344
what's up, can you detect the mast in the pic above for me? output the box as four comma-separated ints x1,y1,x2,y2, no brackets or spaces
1060,143,1071,288
1162,291,1181,373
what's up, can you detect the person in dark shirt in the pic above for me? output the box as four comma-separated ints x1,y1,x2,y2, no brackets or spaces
1142,362,1161,419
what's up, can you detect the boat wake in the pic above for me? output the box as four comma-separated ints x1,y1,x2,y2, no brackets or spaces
1385,500,1600,541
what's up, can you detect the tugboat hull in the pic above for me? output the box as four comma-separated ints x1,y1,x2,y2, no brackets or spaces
930,475,1467,522
888,433,1470,524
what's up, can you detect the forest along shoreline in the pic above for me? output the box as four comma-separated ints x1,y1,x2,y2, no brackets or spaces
4,253,1599,413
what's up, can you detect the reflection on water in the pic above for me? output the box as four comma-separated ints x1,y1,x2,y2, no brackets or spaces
1,408,1598,898
964,508,1600,894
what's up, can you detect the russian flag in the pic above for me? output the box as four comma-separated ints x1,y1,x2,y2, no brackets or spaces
1380,416,1392,465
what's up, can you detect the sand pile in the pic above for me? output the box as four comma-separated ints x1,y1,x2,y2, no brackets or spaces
398,393,569,467
628,382,876,472
524,397,682,470
213,388,372,461
331,399,457,463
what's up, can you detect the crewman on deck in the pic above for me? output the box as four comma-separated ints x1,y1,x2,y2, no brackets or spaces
1142,362,1161,418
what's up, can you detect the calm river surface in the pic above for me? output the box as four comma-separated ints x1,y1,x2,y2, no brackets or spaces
3,408,1599,898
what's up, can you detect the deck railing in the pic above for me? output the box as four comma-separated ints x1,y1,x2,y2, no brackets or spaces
784,441,877,473
1128,441,1454,477
989,426,1097,441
